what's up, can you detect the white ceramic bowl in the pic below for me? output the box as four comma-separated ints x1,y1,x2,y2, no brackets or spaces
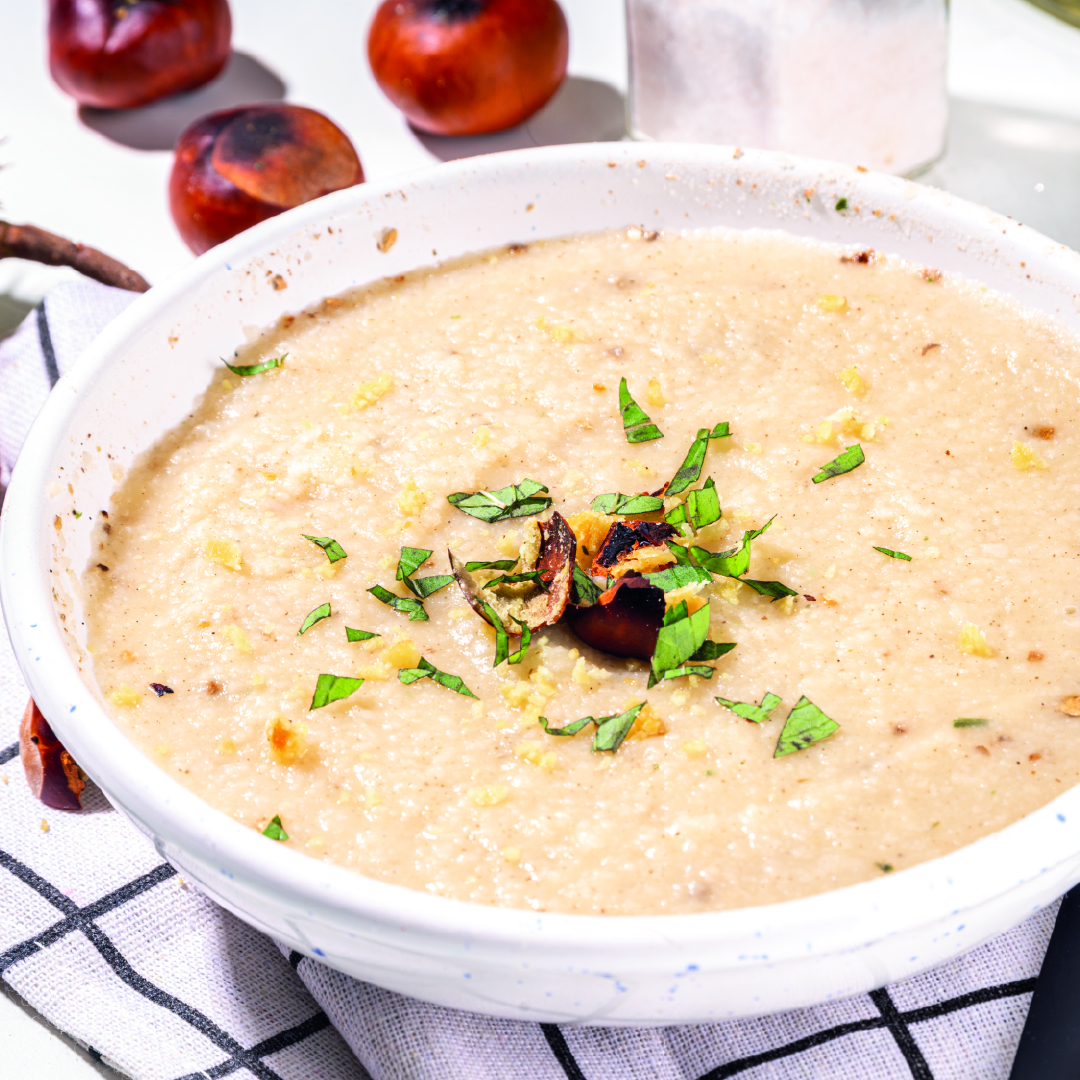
5,143,1080,1026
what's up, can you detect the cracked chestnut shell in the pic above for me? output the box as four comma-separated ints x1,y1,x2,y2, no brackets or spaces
49,0,232,109
565,576,665,661
169,104,365,254
20,698,84,811
368,0,569,135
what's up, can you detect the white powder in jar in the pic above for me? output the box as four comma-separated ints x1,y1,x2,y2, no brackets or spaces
627,0,948,176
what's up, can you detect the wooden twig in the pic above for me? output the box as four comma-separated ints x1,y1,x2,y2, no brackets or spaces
0,220,150,292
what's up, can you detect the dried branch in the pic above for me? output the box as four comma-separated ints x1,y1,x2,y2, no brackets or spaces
0,220,149,292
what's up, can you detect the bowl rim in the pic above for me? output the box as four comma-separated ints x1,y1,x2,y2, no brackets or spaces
5,140,1080,969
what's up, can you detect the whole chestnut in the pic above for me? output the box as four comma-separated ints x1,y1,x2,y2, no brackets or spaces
169,104,365,254
48,0,232,110
368,0,569,136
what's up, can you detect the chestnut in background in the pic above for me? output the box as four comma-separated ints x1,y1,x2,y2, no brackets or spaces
48,0,232,110
169,104,364,254
368,0,569,136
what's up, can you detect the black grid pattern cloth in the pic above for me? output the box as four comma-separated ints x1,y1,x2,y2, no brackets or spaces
0,281,1059,1079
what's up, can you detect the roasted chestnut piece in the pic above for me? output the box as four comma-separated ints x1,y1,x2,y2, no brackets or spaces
48,0,232,109
169,104,365,254
591,520,678,578
367,0,569,135
565,576,666,661
19,698,84,811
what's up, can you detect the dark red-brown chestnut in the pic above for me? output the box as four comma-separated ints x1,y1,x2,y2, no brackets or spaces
564,575,666,661
19,698,85,811
48,0,232,110
367,0,569,135
169,104,364,254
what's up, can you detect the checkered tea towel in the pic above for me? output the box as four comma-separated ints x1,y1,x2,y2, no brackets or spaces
0,279,1062,1080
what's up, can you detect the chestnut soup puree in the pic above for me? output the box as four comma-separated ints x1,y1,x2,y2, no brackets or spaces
83,228,1080,915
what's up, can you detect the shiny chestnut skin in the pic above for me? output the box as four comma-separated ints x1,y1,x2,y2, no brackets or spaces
565,576,666,661
169,104,365,254
368,0,569,135
48,0,232,109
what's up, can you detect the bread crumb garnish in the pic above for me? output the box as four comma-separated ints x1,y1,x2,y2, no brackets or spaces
958,622,994,658
1011,441,1047,471
266,716,307,765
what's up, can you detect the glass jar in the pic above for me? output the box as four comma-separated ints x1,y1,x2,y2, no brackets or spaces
626,0,949,177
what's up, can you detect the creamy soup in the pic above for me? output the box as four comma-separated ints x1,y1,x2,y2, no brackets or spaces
82,228,1080,916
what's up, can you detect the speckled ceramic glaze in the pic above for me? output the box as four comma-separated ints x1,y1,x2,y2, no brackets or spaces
4,144,1080,1024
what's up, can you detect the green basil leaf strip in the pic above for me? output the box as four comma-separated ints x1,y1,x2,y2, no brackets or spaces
667,425,730,496
644,565,713,592
691,640,736,661
482,603,511,667
508,616,532,664
302,534,347,563
716,692,782,724
663,502,694,538
571,565,603,607
367,584,429,622
774,695,840,758
593,703,646,752
262,815,289,841
397,546,434,583
665,539,699,567
483,571,546,590
447,479,553,523
741,579,800,601
398,657,479,698
650,601,711,687
297,602,331,636
954,717,990,728
812,443,865,484
591,492,665,515
658,664,716,683
223,354,285,377
619,377,664,443
693,516,775,578
464,559,518,572
539,715,596,737
686,477,721,530
874,546,912,562
310,673,364,710
410,574,455,599
346,627,380,643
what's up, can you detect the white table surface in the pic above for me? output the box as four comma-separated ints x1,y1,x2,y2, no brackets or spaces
2,0,1080,1073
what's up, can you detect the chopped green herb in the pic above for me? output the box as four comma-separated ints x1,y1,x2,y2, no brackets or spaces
447,478,552,523
398,657,478,698
644,565,712,592
223,354,285,376
346,627,380,643
397,546,433,581
692,640,736,661
618,377,664,443
666,424,731,496
873,546,912,562
774,695,839,758
571,565,603,607
665,539,700,566
649,600,711,688
593,703,646,752
409,575,454,599
954,717,990,728
835,197,849,212
262,815,289,841
464,559,518,572
685,477,721,530
539,715,596,737
663,501,691,536
302,534,347,563
591,492,665,515
655,663,716,683
297,602,331,636
73,510,82,519
875,862,894,873
812,444,865,484
483,571,546,590
692,516,775,579
741,579,800,602
367,585,429,621
716,692,783,724
482,602,532,666
310,673,363,710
